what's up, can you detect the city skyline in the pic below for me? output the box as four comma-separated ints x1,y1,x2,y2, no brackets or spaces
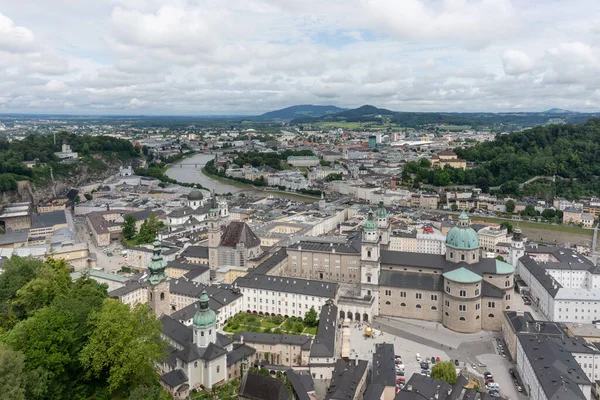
0,0,599,114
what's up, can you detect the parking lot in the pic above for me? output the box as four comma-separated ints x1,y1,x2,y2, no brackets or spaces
364,317,529,400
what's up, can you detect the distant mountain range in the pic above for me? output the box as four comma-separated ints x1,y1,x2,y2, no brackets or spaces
256,105,346,120
260,104,598,128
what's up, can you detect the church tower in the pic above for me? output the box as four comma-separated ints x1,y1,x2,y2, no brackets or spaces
192,289,217,348
508,228,525,268
375,200,389,246
208,190,220,270
361,211,380,305
147,239,170,317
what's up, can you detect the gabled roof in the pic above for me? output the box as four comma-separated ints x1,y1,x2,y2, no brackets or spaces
220,221,261,248
239,373,291,400
160,369,188,388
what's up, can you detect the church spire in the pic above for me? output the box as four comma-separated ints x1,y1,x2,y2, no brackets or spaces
147,238,168,285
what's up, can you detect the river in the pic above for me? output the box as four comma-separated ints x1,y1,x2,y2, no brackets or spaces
164,153,314,201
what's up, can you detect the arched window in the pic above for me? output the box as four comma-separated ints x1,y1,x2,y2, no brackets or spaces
194,362,198,368
160,292,165,301
450,252,454,259
445,312,449,316
461,254,465,261
506,306,510,310
472,253,475,260
459,317,466,321
217,365,220,373
475,289,480,296
416,304,422,309
385,301,391,305
476,315,480,319
367,250,371,258
431,306,437,310
400,303,406,307
488,313,494,318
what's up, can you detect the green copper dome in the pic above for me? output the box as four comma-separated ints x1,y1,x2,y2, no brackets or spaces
364,210,378,231
147,238,168,285
193,289,216,329
375,201,387,219
446,212,479,250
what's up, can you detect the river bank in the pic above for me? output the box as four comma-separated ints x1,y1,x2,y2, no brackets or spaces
164,153,317,202
200,167,320,200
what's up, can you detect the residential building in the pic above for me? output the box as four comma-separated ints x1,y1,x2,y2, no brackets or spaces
287,156,320,167
231,331,311,367
430,150,466,170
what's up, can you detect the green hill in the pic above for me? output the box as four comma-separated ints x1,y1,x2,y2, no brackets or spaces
256,105,345,120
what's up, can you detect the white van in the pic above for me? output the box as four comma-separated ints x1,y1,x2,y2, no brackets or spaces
486,382,499,389
416,353,421,362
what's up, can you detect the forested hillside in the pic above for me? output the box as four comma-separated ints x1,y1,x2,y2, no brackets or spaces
0,257,168,399
0,133,139,191
404,118,600,199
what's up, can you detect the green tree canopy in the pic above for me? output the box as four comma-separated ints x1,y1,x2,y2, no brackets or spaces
304,307,318,327
122,214,137,240
136,213,164,244
431,361,458,384
0,345,26,400
80,299,166,394
505,199,516,213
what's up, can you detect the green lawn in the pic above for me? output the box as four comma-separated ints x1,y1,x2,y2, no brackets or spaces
469,215,593,244
223,312,318,336
438,125,472,131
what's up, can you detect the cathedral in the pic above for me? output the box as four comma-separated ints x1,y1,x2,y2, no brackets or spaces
165,190,228,237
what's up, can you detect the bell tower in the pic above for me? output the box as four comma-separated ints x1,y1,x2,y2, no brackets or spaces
208,190,220,270
146,239,170,317
361,211,380,307
375,200,389,246
192,289,217,348
508,228,525,268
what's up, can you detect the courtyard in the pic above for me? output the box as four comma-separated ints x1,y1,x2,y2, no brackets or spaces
223,312,318,336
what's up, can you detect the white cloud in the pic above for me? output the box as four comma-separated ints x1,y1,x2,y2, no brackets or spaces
502,49,536,75
0,12,36,53
0,1,599,113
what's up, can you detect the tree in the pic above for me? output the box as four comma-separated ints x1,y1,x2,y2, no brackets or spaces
80,300,166,395
84,193,93,201
451,204,458,211
520,205,537,218
11,258,71,318
136,213,164,244
4,276,107,399
304,307,318,327
541,209,556,220
431,361,457,384
500,221,514,234
128,383,170,400
122,215,137,240
505,200,516,213
496,255,506,262
0,345,26,400
419,158,432,168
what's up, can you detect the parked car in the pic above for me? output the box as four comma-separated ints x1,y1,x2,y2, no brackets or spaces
431,357,436,364
416,353,421,362
395,355,402,362
485,378,495,384
436,357,441,362
486,382,499,390
484,372,493,379
454,359,459,366
488,391,500,398
478,362,486,367
524,300,532,305
397,377,405,383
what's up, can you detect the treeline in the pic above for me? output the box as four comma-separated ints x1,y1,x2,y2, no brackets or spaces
0,257,168,399
399,119,600,199
291,104,598,128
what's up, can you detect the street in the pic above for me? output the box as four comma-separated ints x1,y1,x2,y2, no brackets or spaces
74,216,127,272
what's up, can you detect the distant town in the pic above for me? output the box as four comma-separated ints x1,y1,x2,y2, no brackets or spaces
1,109,600,400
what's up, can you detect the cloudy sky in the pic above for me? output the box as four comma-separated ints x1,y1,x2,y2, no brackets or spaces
0,0,599,115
